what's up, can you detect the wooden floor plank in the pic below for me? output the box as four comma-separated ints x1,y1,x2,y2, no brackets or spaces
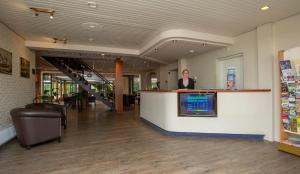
0,103,299,174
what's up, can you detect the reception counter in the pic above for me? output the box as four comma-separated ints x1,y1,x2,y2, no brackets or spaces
140,89,273,141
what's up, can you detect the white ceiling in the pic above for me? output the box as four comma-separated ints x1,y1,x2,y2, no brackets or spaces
1,0,300,63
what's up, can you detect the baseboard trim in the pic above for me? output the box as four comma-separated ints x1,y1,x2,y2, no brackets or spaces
141,117,264,140
0,126,16,146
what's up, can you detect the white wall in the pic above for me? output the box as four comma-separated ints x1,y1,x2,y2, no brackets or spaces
0,22,36,145
162,62,178,90
186,30,258,89
272,14,300,141
183,13,300,142
142,62,179,90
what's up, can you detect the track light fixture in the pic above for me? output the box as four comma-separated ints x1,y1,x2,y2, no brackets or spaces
30,7,55,19
50,12,54,19
53,37,67,44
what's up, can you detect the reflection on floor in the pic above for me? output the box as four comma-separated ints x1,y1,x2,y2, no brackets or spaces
0,102,300,174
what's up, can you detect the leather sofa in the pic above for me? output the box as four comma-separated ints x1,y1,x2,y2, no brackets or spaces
25,103,67,128
10,108,62,149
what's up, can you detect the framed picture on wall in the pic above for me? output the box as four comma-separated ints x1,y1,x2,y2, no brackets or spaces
0,48,12,75
20,57,30,78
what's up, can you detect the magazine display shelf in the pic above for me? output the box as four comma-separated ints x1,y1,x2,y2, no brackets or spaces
278,50,300,156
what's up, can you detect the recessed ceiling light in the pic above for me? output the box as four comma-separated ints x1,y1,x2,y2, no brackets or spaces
82,22,103,30
88,38,94,41
88,1,97,8
261,5,270,11
89,25,96,29
189,50,195,54
101,53,105,56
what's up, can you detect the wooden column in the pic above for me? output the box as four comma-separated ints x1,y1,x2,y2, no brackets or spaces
115,57,123,112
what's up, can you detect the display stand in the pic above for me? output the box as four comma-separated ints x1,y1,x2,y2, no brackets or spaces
278,50,300,156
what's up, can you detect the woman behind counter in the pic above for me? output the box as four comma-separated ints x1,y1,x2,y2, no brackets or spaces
178,69,195,89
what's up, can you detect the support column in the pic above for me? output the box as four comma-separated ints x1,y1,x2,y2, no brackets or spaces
115,57,123,112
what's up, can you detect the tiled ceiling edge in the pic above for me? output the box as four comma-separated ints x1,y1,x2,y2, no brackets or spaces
25,40,168,64
139,29,234,56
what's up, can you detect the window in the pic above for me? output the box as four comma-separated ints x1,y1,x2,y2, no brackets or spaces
151,77,158,89
133,76,140,92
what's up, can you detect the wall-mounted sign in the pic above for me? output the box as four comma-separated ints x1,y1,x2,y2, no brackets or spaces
0,48,12,75
20,57,30,78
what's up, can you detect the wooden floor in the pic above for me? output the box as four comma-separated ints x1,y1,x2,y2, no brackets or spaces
0,103,300,174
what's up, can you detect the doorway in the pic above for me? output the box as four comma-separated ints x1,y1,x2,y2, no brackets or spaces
216,53,244,89
168,69,178,90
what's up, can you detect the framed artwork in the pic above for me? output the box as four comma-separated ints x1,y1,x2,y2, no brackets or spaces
0,48,12,75
20,57,30,78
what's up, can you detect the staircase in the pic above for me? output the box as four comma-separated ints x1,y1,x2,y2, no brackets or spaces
43,57,115,110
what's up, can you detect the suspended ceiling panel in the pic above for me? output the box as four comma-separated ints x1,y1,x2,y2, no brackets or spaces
37,50,161,73
146,40,223,62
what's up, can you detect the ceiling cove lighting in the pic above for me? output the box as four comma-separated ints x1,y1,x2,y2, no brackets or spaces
30,7,55,19
261,5,270,11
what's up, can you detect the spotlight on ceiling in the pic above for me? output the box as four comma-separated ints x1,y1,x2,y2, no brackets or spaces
30,7,55,19
261,5,270,11
50,12,54,19
189,49,195,54
88,1,97,8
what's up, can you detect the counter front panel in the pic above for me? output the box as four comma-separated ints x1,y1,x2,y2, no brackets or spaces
140,89,273,141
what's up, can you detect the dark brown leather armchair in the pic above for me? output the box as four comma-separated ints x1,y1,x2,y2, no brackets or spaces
25,103,67,128
10,108,62,149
